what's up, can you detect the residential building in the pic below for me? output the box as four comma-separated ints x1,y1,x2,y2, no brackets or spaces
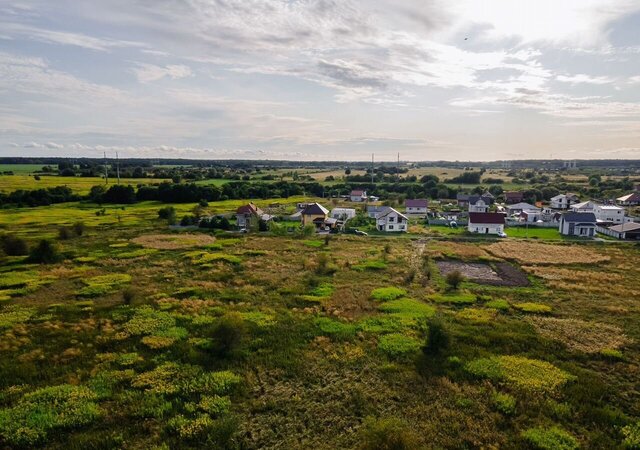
570,201,596,213
559,212,596,237
376,208,408,232
456,193,470,207
599,222,640,240
504,191,523,204
469,198,489,213
236,203,268,230
467,212,505,235
301,203,329,227
595,204,626,224
405,199,428,216
350,190,367,202
617,192,640,206
367,205,390,218
550,193,580,209
506,202,540,216
330,208,356,221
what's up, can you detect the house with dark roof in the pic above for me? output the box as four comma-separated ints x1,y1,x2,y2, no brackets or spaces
405,199,428,216
350,189,367,202
456,193,470,207
468,212,505,235
469,197,489,213
376,207,408,232
301,203,330,227
558,212,596,237
367,205,391,218
504,191,524,204
617,192,640,206
236,203,264,230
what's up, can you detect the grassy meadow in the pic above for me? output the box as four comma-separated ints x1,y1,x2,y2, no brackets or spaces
0,175,171,194
0,193,639,449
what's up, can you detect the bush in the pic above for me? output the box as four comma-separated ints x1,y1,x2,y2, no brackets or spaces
622,420,640,449
371,287,406,302
73,221,85,236
513,302,552,314
158,206,177,225
445,270,465,290
58,226,72,240
358,416,419,450
315,317,356,340
521,426,578,450
211,313,247,357
0,234,28,256
492,392,516,415
122,287,136,305
423,319,449,356
27,239,61,264
378,333,422,359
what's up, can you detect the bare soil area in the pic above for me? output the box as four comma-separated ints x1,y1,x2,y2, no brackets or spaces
436,260,530,287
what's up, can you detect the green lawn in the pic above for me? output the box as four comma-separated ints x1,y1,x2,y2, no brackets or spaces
0,175,171,194
504,226,561,240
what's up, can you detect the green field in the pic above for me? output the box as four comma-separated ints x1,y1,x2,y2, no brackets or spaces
0,175,171,194
0,164,54,175
504,226,562,240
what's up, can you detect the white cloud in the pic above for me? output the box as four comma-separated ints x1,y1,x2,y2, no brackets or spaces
132,63,193,83
556,74,614,84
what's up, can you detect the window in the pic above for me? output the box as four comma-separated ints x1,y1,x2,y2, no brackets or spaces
389,225,394,230
389,216,394,222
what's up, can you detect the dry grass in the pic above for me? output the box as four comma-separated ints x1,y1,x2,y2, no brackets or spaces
522,266,623,283
427,242,492,260
130,233,217,250
528,316,631,353
484,241,610,265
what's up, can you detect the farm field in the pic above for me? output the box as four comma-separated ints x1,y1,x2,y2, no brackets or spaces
0,202,639,449
0,175,170,194
0,164,53,175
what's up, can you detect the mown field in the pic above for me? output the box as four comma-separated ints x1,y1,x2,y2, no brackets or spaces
0,176,171,195
0,199,639,449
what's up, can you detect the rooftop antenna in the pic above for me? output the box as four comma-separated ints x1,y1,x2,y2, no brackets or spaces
104,152,108,185
116,152,120,184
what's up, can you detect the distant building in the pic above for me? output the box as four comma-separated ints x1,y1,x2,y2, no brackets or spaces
570,201,596,213
330,208,356,221
367,205,391,218
600,222,640,240
301,203,329,227
504,191,523,204
617,192,640,206
405,199,428,216
506,202,540,216
468,212,505,235
469,198,489,213
236,203,268,230
456,193,470,207
559,212,596,237
550,193,580,209
350,190,367,202
376,208,408,232
594,204,626,224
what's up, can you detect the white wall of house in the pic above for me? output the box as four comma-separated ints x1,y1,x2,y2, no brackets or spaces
559,221,595,236
467,222,504,234
376,210,408,232
551,195,568,209
595,205,626,223
469,199,489,213
406,206,428,214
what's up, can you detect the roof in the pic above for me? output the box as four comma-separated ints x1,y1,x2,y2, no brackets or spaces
377,207,408,220
331,208,356,214
469,212,505,224
406,199,428,208
505,191,523,198
609,222,640,233
302,202,329,216
507,202,539,211
482,191,495,198
617,192,640,202
571,201,594,209
350,190,365,196
551,194,566,200
367,205,390,213
456,194,470,201
598,205,624,210
562,212,596,223
236,203,262,215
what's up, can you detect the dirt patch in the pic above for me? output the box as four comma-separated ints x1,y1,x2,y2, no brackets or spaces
436,260,529,287
130,233,216,250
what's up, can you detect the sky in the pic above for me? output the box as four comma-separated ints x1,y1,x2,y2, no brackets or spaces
0,0,639,161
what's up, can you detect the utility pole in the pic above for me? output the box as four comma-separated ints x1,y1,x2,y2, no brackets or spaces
116,152,120,184
371,153,374,185
104,152,108,185
397,152,400,180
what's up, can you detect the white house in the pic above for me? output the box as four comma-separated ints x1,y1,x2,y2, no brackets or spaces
405,199,428,216
367,205,390,218
469,198,489,213
350,190,367,202
468,212,505,235
595,205,627,224
550,193,580,209
376,208,408,232
559,212,596,237
330,208,356,221
506,202,540,216
570,201,596,213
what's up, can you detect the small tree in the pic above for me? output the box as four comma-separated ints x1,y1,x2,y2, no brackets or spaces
158,206,177,225
211,313,247,357
58,226,72,240
445,270,464,290
1,234,28,256
423,319,449,356
72,221,85,236
28,240,61,264
122,287,136,305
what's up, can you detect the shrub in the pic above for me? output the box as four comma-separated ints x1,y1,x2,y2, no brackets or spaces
465,355,575,394
315,317,356,340
352,260,387,271
58,226,72,240
457,308,495,323
358,416,419,450
514,302,552,314
430,293,476,304
622,420,640,449
27,239,61,264
445,270,465,290
486,299,510,311
492,392,516,415
423,319,449,356
122,288,136,305
211,313,247,356
1,234,28,256
158,206,177,225
371,287,406,302
78,273,132,297
378,333,422,359
0,385,100,446
73,221,86,236
521,426,578,450
378,298,436,321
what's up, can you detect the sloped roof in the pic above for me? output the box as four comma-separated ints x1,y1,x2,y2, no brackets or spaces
562,212,596,223
469,212,505,224
617,192,640,202
571,201,595,210
406,199,428,207
507,202,539,211
377,207,408,220
505,191,523,198
236,203,262,215
302,202,329,215
350,190,365,196
609,222,640,232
